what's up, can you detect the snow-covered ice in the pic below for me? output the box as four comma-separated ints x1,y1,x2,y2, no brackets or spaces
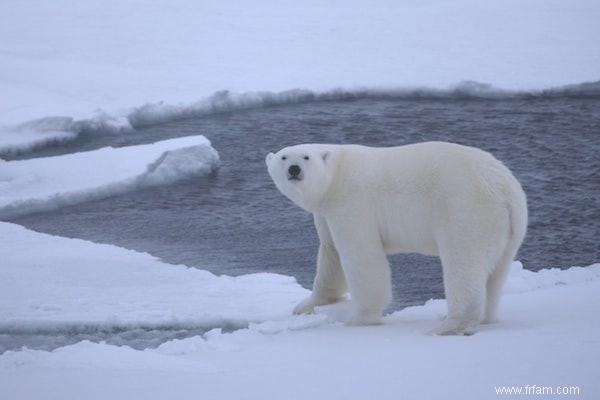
0,136,219,218
1,0,599,132
0,222,306,333
1,221,599,399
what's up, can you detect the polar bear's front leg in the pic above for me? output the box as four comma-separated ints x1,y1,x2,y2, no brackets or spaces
342,248,391,325
329,221,391,325
293,215,348,315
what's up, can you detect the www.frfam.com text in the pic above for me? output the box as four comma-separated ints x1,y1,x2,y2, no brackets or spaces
495,385,580,395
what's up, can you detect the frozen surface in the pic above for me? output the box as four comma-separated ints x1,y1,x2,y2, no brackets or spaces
1,0,599,136
0,222,305,332
0,136,219,218
1,223,599,399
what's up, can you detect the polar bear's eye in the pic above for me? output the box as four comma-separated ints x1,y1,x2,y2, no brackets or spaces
282,156,287,160
304,156,310,160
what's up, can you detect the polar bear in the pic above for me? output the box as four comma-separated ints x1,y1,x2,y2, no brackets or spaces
265,142,527,335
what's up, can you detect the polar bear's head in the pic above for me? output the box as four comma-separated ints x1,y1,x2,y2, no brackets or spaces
266,144,334,212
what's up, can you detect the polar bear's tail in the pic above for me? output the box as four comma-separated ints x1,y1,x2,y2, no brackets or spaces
507,178,528,257
484,170,528,324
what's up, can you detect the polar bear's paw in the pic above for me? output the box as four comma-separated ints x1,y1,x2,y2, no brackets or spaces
293,296,318,315
430,318,478,336
293,294,348,315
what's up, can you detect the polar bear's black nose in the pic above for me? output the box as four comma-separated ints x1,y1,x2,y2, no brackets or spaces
288,165,301,177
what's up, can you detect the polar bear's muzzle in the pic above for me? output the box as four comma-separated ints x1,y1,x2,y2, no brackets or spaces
287,165,302,181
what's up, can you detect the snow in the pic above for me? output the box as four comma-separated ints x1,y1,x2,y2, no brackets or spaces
0,135,219,218
1,0,599,136
0,223,306,332
1,0,599,398
1,222,599,399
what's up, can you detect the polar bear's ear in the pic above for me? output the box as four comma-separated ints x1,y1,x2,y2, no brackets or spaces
266,152,274,165
321,151,331,162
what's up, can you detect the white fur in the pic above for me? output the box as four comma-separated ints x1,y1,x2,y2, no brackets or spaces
266,142,527,335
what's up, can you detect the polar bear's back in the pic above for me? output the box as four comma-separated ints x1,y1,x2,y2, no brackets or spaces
325,141,527,255
330,141,517,199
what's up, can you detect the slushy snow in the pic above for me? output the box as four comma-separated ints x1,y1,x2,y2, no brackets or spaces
1,0,599,398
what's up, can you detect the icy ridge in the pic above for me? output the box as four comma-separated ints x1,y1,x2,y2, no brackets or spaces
2,81,599,157
0,136,220,219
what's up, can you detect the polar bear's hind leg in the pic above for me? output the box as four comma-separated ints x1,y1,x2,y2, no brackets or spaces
435,252,488,335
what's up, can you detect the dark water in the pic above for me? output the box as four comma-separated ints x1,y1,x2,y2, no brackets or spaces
5,90,600,316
